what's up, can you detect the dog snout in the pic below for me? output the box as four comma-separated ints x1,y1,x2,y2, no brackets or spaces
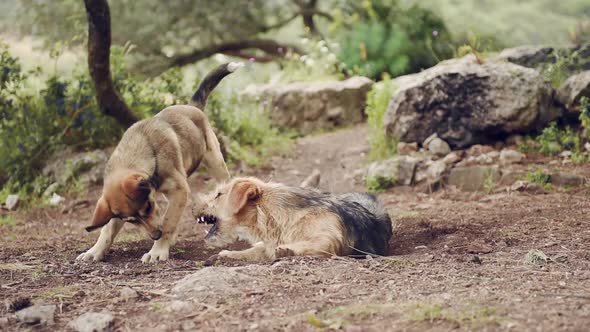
150,229,162,240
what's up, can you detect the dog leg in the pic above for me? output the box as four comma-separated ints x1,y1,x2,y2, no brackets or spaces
218,242,269,261
141,175,190,263
76,218,125,262
275,239,338,258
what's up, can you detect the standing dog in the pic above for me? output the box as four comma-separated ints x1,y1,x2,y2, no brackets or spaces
194,177,393,261
77,62,242,263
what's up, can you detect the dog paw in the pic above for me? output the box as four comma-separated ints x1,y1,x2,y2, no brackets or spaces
275,247,295,259
141,248,170,263
76,248,106,262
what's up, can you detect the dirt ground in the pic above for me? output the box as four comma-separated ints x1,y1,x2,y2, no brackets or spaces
1,125,590,331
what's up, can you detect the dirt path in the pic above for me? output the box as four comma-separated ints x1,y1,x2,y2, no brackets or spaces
1,125,590,331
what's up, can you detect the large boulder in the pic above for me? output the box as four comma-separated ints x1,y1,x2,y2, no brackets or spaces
243,77,373,134
384,55,556,149
493,46,556,69
557,70,590,115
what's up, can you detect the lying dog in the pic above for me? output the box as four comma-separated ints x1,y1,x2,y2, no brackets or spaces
77,62,242,263
194,177,393,261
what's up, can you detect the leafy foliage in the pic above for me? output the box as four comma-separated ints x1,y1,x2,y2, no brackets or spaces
336,0,453,79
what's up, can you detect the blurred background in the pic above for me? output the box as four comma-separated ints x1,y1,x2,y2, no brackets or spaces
0,0,589,200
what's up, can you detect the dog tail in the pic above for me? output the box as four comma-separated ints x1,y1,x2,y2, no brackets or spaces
189,62,244,110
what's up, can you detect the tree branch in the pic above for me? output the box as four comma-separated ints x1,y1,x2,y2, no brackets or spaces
84,0,138,128
166,39,301,69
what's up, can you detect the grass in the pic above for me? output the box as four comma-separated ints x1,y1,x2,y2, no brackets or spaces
483,170,497,194
308,301,505,329
365,75,397,161
525,168,552,190
408,303,504,327
366,175,396,192
39,285,80,300
116,232,144,243
0,215,18,228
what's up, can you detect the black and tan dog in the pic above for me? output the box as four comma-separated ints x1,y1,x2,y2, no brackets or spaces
194,177,393,261
77,62,242,263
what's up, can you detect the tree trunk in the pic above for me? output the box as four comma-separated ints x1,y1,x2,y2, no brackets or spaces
84,0,138,128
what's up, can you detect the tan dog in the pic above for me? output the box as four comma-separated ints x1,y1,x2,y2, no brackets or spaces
194,177,393,261
77,62,242,263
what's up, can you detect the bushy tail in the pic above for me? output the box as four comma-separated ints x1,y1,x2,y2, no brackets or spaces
189,62,244,110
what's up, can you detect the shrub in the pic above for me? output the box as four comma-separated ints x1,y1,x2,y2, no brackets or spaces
336,0,453,79
365,74,397,160
0,43,290,198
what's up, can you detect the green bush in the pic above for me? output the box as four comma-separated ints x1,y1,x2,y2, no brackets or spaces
0,43,290,198
336,0,453,79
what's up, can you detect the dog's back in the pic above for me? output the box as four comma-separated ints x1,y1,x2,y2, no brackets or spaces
335,192,393,256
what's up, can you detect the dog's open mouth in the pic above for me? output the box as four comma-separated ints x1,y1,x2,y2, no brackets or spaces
196,214,218,224
196,214,219,238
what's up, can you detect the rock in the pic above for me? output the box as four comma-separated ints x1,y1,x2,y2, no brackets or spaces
557,70,590,115
242,77,373,134
397,142,418,155
499,170,528,186
15,304,56,325
173,266,261,302
550,172,585,187
384,55,556,149
446,166,501,192
300,169,321,188
48,193,65,206
426,160,447,180
559,150,573,159
511,180,546,194
493,46,556,68
466,144,495,157
423,134,451,157
43,149,108,186
505,134,525,146
585,142,590,152
119,287,139,301
181,320,197,331
68,312,114,332
366,156,419,187
442,152,462,165
165,300,192,313
499,149,525,165
5,194,19,211
471,151,499,165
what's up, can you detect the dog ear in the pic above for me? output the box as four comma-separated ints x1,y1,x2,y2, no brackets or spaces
85,196,113,232
228,180,261,214
122,174,151,202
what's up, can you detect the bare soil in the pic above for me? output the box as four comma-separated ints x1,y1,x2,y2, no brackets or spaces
1,125,590,331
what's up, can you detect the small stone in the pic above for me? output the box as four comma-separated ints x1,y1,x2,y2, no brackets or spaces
43,182,60,197
5,194,19,211
426,160,447,180
550,172,585,187
181,320,197,331
397,142,419,155
68,312,114,332
470,255,482,264
425,135,451,157
585,142,590,152
506,134,524,146
467,144,495,157
16,304,56,326
48,193,65,206
442,152,462,165
165,300,192,313
559,150,572,158
414,245,428,250
119,286,139,301
499,149,525,165
510,181,546,194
